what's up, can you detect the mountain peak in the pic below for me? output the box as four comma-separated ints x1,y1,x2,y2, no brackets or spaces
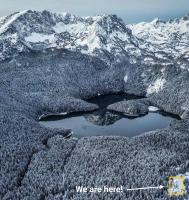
0,10,188,68
95,14,128,33
150,17,165,25
0,10,29,34
0,10,138,63
0,10,57,35
181,13,189,21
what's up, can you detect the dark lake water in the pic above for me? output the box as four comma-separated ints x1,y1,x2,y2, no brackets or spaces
40,94,179,137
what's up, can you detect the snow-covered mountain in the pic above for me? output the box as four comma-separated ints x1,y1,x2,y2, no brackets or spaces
129,15,189,68
0,10,189,68
0,10,140,64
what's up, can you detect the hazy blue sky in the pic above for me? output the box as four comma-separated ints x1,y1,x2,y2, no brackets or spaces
0,0,188,23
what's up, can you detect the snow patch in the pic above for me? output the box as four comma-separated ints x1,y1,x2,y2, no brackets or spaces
124,75,128,83
25,33,55,43
10,33,18,44
148,106,160,112
147,78,166,95
54,22,85,34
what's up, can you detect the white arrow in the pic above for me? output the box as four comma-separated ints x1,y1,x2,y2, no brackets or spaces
127,185,165,191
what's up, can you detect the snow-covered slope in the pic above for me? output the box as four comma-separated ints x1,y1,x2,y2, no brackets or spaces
0,10,189,68
0,10,140,64
129,15,189,68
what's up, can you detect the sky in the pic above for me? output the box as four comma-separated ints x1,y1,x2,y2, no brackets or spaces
0,0,188,23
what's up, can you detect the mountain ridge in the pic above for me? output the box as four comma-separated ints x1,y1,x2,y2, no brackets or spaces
0,10,189,68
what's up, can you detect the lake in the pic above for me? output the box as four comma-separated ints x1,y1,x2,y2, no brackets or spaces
40,94,179,137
